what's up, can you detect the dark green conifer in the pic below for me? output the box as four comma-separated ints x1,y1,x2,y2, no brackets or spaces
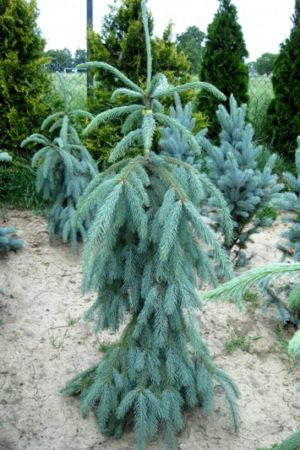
0,0,50,154
196,0,249,138
266,0,300,158
176,26,206,75
63,2,240,448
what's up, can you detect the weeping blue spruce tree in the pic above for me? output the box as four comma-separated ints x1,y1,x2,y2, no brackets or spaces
63,2,239,448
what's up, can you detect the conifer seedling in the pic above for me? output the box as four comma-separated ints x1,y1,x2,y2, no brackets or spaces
21,74,98,252
0,152,23,252
63,1,240,448
205,95,282,266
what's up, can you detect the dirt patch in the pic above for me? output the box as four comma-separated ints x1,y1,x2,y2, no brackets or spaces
0,211,299,450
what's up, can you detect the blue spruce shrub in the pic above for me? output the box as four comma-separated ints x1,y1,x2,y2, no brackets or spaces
205,95,282,266
0,152,23,252
62,2,240,449
159,93,207,168
21,75,98,252
275,137,300,260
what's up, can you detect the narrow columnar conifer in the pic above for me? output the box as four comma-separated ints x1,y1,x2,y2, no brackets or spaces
266,0,300,158
196,0,249,139
63,2,240,448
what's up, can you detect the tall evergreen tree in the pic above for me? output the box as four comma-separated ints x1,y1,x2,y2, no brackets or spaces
97,0,190,85
267,0,300,158
62,2,240,448
0,0,50,154
196,0,249,138
176,26,206,74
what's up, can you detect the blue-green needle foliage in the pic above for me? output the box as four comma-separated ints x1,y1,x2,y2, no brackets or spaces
21,108,98,251
78,10,225,163
205,95,282,266
275,137,300,261
0,152,23,252
63,154,238,449
41,72,93,140
62,2,239,449
159,93,208,168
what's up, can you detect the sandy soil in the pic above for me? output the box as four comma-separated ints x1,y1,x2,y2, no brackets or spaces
0,210,299,450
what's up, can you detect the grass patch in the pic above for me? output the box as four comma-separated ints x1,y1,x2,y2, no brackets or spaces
248,75,273,141
225,324,263,353
0,156,47,212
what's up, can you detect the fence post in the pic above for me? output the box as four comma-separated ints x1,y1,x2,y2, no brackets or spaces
87,0,93,97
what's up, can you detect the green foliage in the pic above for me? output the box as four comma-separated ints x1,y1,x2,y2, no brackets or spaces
256,206,277,222
0,0,50,154
80,63,225,164
0,155,45,210
62,2,240,448
0,152,23,251
224,325,262,354
271,431,300,450
21,75,98,250
257,431,300,450
45,48,73,72
266,2,300,158
85,0,191,168
196,0,249,138
74,49,87,66
248,75,274,142
176,26,206,74
205,95,282,266
253,53,278,76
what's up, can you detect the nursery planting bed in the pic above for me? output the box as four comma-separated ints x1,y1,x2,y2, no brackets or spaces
0,210,299,450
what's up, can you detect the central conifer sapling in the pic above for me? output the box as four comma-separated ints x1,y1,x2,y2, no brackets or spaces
62,2,240,448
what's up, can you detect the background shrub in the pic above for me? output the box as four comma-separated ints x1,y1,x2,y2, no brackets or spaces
266,0,300,158
0,0,50,156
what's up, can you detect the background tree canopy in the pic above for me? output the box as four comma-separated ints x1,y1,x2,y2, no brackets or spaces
253,53,277,76
176,26,206,75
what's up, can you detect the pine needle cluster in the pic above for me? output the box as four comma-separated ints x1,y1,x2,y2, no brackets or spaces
205,95,282,266
63,1,240,448
275,137,300,260
159,93,208,168
0,152,23,252
21,75,98,250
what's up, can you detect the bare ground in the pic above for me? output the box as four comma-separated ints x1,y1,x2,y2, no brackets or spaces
0,210,299,450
